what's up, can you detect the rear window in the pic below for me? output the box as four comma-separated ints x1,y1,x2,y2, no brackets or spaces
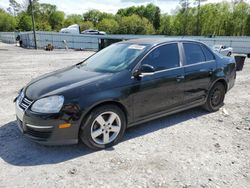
183,43,206,65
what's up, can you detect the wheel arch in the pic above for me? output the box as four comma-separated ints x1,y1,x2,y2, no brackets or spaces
210,78,228,93
79,100,129,130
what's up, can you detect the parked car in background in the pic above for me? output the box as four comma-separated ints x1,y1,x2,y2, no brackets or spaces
213,45,233,56
81,29,106,35
15,39,236,150
59,24,80,34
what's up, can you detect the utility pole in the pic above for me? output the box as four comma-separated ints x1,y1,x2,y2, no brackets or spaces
29,0,37,49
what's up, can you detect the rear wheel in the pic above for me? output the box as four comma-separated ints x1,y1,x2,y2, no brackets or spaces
80,105,126,150
203,82,225,112
227,52,232,56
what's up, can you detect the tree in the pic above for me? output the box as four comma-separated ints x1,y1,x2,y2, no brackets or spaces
0,9,17,31
17,12,32,31
232,1,250,36
80,21,94,31
49,11,64,30
7,0,21,16
64,14,82,27
1,1,250,36
153,6,161,30
97,18,119,34
143,4,161,30
158,14,172,35
117,3,161,30
83,10,114,26
194,0,208,35
83,10,103,24
117,14,154,34
178,0,191,35
26,2,59,31
245,14,250,36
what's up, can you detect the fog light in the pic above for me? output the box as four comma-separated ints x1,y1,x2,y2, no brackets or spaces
59,123,71,129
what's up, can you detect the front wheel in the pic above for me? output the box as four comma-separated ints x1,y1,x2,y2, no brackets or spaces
203,82,226,112
227,52,232,56
80,105,126,150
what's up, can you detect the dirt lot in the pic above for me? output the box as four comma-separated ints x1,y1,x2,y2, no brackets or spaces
0,42,249,188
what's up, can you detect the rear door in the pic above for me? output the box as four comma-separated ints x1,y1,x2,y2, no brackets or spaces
182,42,216,104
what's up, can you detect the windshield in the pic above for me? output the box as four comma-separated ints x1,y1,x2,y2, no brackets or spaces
80,43,148,72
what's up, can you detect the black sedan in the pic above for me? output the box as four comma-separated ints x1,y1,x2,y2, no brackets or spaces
15,38,236,149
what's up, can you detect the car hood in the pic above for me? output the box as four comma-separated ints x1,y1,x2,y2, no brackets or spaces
25,66,111,100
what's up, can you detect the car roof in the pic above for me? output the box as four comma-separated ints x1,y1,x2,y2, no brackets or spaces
119,38,201,46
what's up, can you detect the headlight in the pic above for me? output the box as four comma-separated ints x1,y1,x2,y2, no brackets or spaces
31,95,64,113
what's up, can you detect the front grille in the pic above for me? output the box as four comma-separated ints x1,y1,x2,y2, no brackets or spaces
18,93,33,111
25,126,52,139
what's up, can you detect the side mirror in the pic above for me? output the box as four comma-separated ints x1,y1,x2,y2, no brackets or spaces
133,64,155,78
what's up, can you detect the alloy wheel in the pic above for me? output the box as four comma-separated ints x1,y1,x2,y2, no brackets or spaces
90,111,121,145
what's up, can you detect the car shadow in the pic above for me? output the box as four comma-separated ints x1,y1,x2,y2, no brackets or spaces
0,107,208,166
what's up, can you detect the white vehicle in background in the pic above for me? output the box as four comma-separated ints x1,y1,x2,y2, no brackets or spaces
81,29,106,35
59,26,107,35
59,24,81,34
213,45,233,56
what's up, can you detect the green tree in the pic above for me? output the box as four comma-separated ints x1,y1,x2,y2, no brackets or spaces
158,14,172,35
97,18,119,34
83,10,103,24
143,4,161,30
17,13,32,31
26,2,61,31
83,10,114,25
1,0,250,36
117,14,154,34
245,14,250,36
49,11,64,30
117,3,161,30
80,21,94,31
0,9,17,31
64,14,82,27
232,1,250,36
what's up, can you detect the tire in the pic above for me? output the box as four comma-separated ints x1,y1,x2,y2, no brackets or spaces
80,104,126,150
203,82,226,112
227,52,232,56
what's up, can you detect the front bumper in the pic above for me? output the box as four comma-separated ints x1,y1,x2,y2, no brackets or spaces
15,101,79,145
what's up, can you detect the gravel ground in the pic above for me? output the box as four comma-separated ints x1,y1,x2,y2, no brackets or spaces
0,42,249,188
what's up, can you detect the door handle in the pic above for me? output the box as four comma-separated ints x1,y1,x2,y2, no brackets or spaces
199,68,214,75
176,75,184,82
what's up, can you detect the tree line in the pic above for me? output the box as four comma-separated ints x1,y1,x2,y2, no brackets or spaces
0,0,250,36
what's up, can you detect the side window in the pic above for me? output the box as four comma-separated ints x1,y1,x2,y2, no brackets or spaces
183,43,205,65
142,43,180,71
201,45,215,61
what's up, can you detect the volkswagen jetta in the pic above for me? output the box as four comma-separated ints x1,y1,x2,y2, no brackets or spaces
15,38,236,149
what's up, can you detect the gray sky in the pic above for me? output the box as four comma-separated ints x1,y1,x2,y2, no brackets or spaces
0,0,241,15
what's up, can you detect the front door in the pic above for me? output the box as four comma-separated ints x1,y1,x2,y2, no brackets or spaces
132,43,185,121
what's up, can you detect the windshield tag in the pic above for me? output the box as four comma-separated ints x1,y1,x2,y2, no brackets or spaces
128,45,146,50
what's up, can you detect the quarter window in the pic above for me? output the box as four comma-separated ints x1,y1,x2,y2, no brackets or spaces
142,43,180,71
201,45,215,61
183,43,206,65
